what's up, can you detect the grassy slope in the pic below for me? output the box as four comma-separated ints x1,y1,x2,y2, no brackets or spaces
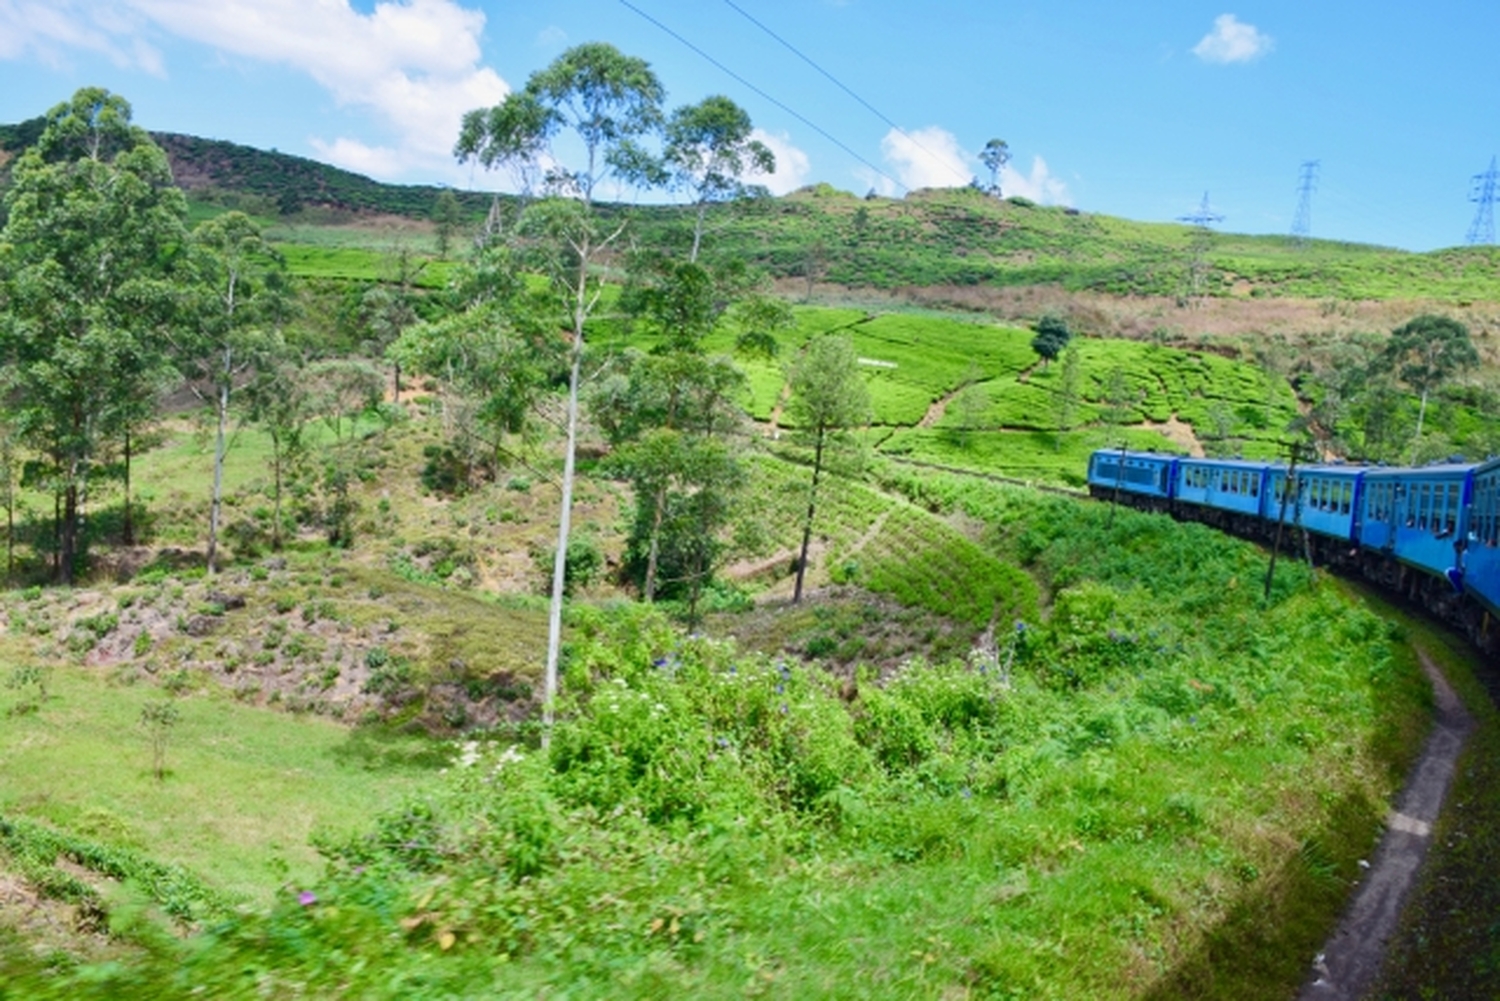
627,185,1500,303
0,653,440,906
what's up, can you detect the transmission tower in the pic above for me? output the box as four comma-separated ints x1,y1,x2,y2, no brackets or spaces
1178,191,1225,229
1177,192,1223,305
1290,160,1319,247
1467,156,1498,246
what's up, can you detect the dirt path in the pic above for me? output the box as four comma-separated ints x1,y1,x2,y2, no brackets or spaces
1140,414,1205,456
1299,649,1473,1000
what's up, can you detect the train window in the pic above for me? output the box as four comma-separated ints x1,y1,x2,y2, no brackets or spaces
1487,480,1499,546
1419,483,1432,531
1250,474,1259,498
1341,482,1352,515
1446,483,1459,536
1489,481,1498,546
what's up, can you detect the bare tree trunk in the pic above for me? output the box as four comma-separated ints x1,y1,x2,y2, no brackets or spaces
61,481,78,586
793,428,826,603
207,354,230,575
270,432,284,551
643,482,668,602
543,339,583,747
1414,388,1430,446
123,429,134,545
690,202,706,264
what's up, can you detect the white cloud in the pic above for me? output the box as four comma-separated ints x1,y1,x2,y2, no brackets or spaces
307,136,405,180
0,1,163,74
1193,13,1273,64
536,25,568,48
880,126,972,192
1,0,509,179
999,156,1071,206
751,128,811,196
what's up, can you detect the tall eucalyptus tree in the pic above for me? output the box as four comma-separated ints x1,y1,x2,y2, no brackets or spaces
0,88,186,582
455,43,667,739
185,211,288,573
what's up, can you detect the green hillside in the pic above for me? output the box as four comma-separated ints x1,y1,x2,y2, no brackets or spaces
7,121,1499,307
626,184,1500,303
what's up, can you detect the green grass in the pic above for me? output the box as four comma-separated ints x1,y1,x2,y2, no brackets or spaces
275,244,454,287
0,656,442,906
879,427,1182,486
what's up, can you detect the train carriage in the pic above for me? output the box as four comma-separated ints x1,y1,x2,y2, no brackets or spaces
1086,450,1177,507
1360,463,1474,581
1464,458,1500,622
1175,458,1273,521
1266,465,1365,543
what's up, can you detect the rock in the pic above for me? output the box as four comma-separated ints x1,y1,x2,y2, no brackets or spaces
206,590,247,611
184,615,217,637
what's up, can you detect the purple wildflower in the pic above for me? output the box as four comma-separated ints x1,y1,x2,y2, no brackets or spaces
298,890,318,907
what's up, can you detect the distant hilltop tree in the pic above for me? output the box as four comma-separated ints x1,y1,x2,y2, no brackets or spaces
1031,314,1072,368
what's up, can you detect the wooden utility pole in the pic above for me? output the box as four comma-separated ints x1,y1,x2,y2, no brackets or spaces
1264,440,1307,601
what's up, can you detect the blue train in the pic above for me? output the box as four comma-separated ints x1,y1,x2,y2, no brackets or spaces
1087,448,1500,655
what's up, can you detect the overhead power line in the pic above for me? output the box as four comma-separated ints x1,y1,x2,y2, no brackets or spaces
719,0,973,187
616,0,907,193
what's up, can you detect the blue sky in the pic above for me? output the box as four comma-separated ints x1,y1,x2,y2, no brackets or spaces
2,0,1496,251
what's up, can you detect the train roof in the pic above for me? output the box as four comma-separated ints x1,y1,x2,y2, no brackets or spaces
1284,464,1369,478
1176,456,1275,470
1362,462,1478,478
1091,449,1180,462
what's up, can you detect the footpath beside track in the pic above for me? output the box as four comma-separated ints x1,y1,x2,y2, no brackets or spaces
1300,650,1472,999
